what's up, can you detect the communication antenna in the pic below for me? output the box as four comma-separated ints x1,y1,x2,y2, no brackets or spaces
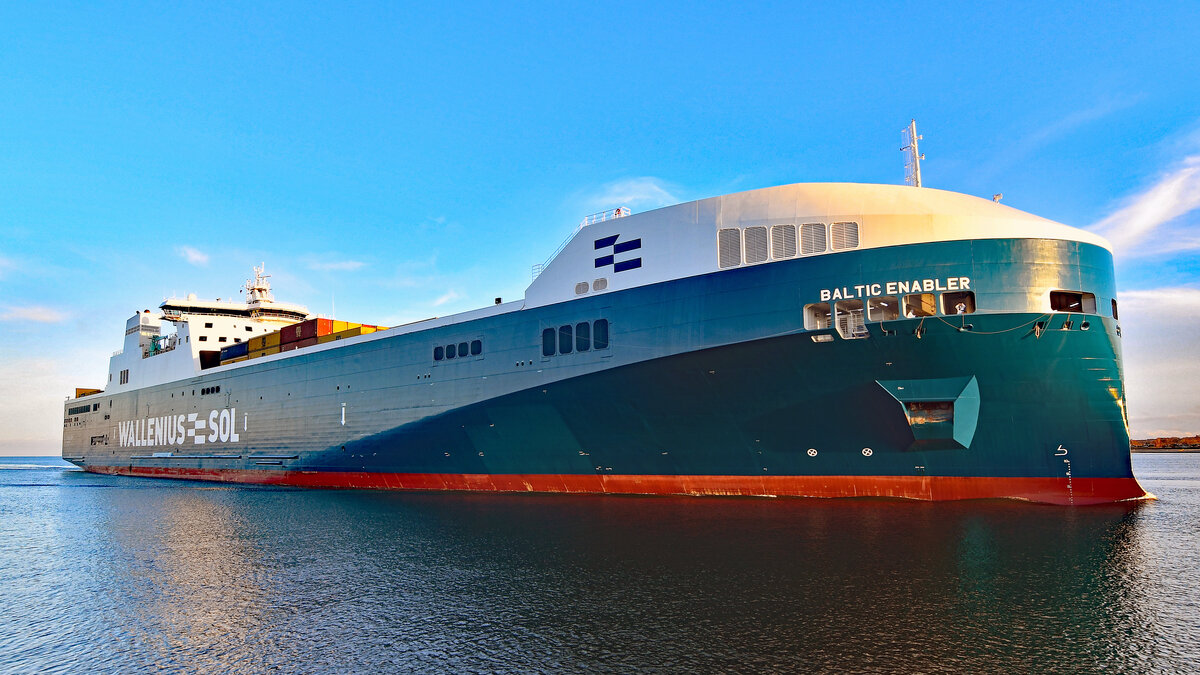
901,119,925,187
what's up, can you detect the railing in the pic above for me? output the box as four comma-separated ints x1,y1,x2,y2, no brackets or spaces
532,206,631,280
580,207,631,227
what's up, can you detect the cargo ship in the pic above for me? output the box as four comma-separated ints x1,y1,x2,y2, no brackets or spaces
62,180,1150,504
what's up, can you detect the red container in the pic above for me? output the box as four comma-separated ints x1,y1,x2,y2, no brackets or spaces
281,336,319,353
281,318,334,344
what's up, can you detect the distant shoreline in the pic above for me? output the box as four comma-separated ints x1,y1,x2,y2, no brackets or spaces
1132,448,1200,454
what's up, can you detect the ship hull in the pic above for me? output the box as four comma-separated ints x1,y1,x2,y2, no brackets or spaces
65,238,1150,505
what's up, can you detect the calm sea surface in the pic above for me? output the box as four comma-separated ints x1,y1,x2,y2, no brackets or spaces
1,455,1198,674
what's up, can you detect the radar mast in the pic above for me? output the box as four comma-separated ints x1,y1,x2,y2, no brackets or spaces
901,119,925,187
245,263,274,304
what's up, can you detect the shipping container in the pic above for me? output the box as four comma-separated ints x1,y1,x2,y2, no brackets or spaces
249,345,282,359
281,318,337,343
316,325,377,343
220,341,250,360
249,332,281,351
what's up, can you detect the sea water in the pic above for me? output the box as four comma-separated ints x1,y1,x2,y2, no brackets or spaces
0,454,1197,673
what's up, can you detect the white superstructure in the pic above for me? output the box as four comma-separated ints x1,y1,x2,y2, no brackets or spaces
105,265,310,393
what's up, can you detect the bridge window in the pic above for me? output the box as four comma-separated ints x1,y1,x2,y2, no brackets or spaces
593,319,609,349
744,226,769,264
831,222,860,250
458,342,469,358
868,296,899,321
1112,299,1119,320
542,328,556,357
1050,291,1096,313
804,303,832,330
470,340,482,356
771,224,797,259
903,293,936,318
576,322,590,351
800,223,826,254
446,343,457,359
718,228,742,268
559,325,573,354
942,291,976,315
434,346,444,361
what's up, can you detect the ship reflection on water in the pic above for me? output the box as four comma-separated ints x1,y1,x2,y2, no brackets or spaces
46,475,1187,673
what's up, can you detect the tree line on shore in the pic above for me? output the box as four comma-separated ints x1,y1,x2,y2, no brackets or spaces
1131,436,1200,450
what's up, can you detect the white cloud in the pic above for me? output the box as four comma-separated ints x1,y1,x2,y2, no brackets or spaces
0,254,13,279
308,260,366,272
585,177,679,212
0,305,68,323
1090,156,1200,257
177,246,209,266
1117,286,1200,437
432,290,461,307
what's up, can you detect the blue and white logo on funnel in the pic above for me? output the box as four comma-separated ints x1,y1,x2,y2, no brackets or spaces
594,234,642,272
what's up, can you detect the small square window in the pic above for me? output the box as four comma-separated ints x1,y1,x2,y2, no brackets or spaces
903,293,936,318
867,296,899,321
942,291,975,315
804,303,832,330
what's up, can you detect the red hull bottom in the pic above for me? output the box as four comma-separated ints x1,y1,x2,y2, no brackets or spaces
83,465,1152,506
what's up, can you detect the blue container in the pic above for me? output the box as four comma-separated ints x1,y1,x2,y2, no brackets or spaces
220,341,250,360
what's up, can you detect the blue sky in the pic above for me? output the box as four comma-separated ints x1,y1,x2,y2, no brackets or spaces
2,1,1199,453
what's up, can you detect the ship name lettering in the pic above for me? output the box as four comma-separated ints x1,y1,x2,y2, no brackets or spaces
820,276,970,302
117,409,240,448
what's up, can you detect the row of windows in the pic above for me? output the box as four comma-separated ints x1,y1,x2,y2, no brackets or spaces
118,369,130,385
719,222,860,269
198,336,241,343
202,322,254,333
67,403,98,415
805,288,1117,340
805,291,977,339
542,319,610,357
574,278,609,295
201,385,222,395
434,340,483,361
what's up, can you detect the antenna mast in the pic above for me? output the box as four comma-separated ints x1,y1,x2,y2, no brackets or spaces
901,119,925,187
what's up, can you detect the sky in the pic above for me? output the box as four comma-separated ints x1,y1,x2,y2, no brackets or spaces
1,1,1198,454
